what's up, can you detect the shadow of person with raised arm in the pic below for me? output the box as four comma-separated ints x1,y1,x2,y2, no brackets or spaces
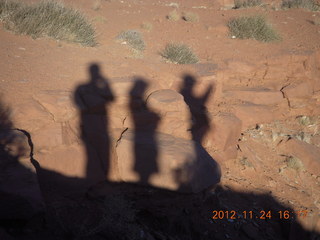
129,79,160,185
176,74,219,192
179,74,213,145
74,63,114,184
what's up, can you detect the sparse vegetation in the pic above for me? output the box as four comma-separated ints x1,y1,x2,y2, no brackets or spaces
167,9,179,21
234,0,262,9
240,157,254,168
141,22,153,31
281,0,320,11
182,12,199,22
296,115,311,126
0,0,96,46
117,30,145,51
160,43,198,64
228,15,280,42
286,156,304,171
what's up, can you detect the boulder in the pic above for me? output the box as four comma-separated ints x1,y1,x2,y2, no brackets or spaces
146,89,190,139
115,129,221,193
203,113,242,160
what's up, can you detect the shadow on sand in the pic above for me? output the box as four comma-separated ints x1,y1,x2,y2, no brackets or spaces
0,64,319,240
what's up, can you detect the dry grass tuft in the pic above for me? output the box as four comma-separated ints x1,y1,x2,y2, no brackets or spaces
234,0,262,8
160,43,198,64
141,22,153,31
117,30,145,51
228,15,280,42
286,156,304,171
0,0,96,46
167,9,179,21
281,0,320,11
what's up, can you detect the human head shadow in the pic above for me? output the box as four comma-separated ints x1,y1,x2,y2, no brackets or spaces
74,63,115,185
129,78,160,185
179,74,214,144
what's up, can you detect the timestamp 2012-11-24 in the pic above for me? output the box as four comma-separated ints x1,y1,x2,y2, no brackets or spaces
212,210,309,220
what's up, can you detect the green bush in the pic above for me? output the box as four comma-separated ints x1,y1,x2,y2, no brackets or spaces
234,0,262,9
160,43,198,64
0,0,96,46
117,30,145,51
228,15,280,42
281,0,320,11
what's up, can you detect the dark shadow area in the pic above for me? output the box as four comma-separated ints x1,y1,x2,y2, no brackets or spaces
129,78,160,185
0,70,319,239
74,63,115,184
0,98,46,238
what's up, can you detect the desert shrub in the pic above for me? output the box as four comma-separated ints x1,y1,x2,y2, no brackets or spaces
239,157,253,168
141,22,153,31
0,0,96,46
0,0,23,21
117,30,145,51
182,12,199,22
234,0,262,9
167,9,179,21
160,43,198,64
286,156,304,171
281,0,320,11
228,15,280,42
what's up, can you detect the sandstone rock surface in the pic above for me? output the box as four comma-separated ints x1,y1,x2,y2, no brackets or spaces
115,129,221,193
203,113,242,160
33,90,76,122
146,89,190,139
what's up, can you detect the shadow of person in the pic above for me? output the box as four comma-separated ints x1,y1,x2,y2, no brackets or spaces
129,79,160,185
179,74,213,144
74,63,114,184
175,74,220,193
